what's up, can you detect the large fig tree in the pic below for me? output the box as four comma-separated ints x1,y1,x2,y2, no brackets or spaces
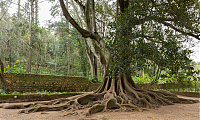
1,0,199,116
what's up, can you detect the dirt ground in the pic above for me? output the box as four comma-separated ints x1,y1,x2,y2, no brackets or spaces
0,95,199,120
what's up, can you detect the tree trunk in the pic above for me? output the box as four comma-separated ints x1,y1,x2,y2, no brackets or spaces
154,66,160,83
71,1,98,80
16,0,21,58
67,46,70,75
141,67,144,78
26,0,34,73
86,49,97,81
65,0,70,76
94,56,98,82
54,38,57,75
0,59,8,91
7,39,11,68
34,0,38,24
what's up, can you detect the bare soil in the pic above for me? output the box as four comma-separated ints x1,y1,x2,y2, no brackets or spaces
0,95,199,120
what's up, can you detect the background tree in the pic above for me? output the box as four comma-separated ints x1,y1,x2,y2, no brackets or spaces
0,59,8,91
0,0,92,76
26,0,35,73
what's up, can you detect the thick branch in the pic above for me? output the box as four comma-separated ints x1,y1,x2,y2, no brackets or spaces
134,16,174,26
119,0,129,13
150,0,155,4
60,0,111,71
91,0,97,33
73,0,85,13
162,22,200,40
85,0,91,31
60,0,110,48
71,0,83,27
138,16,199,41
59,0,94,39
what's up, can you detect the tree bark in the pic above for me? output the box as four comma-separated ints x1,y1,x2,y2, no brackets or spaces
94,55,98,82
71,0,99,80
16,0,21,58
26,0,34,73
7,39,11,68
66,0,70,76
55,39,57,75
0,59,8,91
141,67,144,78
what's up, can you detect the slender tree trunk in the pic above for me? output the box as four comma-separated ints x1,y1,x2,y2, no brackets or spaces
16,0,21,58
154,66,160,83
71,0,98,80
18,0,20,19
65,0,70,76
55,39,57,75
153,63,156,77
141,67,144,78
87,50,95,77
67,46,70,75
35,0,38,24
92,0,98,81
94,56,98,82
6,39,12,69
26,0,34,73
0,59,8,91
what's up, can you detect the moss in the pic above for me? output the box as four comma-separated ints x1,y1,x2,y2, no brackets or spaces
0,95,14,100
0,92,84,102
89,104,104,114
28,104,34,107
30,107,38,113
4,73,89,93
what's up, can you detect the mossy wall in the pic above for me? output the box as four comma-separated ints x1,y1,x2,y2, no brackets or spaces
1,73,199,93
3,73,89,93
89,82,200,92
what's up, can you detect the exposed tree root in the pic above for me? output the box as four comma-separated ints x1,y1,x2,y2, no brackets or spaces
1,74,199,116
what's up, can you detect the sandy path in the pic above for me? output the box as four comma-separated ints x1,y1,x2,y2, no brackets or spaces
0,95,199,120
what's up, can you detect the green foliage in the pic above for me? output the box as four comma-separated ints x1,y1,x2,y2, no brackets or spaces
108,0,199,77
71,28,89,77
11,92,20,95
20,90,65,95
0,89,8,94
97,72,103,83
0,1,91,77
89,71,103,83
89,78,95,83
80,90,86,93
131,74,155,83
4,60,25,73
0,90,69,95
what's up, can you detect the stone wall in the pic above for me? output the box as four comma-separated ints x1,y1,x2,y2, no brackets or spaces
88,82,200,92
1,73,199,93
3,73,90,93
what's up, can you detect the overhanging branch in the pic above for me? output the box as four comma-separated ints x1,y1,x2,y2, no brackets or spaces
59,0,96,39
59,0,110,55
73,0,85,13
71,0,83,27
135,16,174,26
162,21,200,41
